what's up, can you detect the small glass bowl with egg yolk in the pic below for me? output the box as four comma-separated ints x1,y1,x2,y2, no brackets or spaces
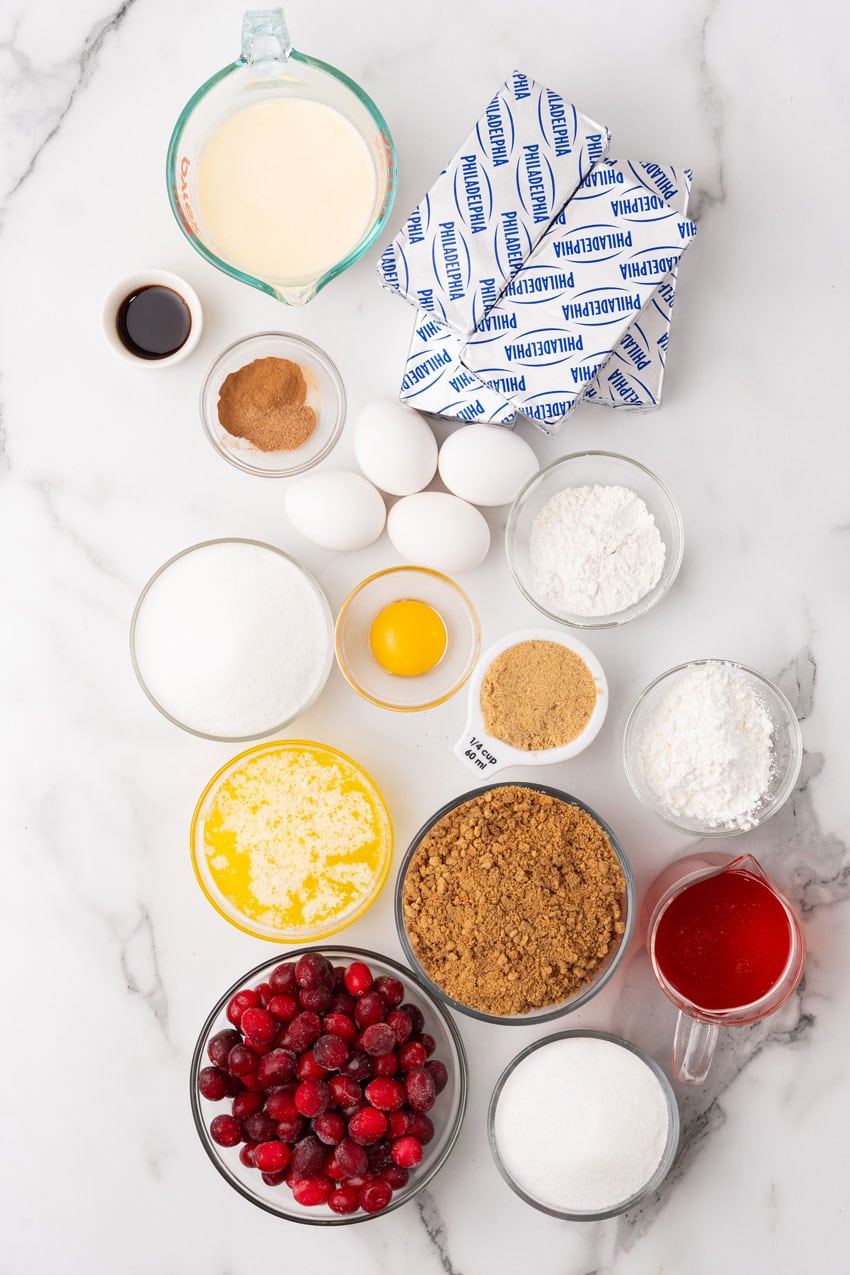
335,567,481,711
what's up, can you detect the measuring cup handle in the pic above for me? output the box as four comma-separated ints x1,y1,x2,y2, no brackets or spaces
241,8,292,68
672,1011,718,1086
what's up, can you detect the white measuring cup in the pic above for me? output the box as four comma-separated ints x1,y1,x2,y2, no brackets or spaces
453,628,609,775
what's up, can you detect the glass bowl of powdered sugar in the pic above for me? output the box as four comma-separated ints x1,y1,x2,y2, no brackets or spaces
624,659,803,836
506,451,684,629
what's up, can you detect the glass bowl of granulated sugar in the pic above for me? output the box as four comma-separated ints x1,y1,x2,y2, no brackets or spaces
506,451,684,629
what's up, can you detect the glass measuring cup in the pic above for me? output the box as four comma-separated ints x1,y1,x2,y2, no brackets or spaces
166,8,396,305
645,853,805,1085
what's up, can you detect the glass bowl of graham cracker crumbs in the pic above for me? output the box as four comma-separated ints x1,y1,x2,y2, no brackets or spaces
200,332,346,477
395,782,635,1025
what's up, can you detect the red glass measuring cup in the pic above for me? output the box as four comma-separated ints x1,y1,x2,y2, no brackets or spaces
644,853,805,1085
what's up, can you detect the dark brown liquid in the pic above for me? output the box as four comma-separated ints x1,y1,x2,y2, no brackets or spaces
116,285,191,360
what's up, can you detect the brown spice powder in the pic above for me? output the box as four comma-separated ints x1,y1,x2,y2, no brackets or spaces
218,357,318,453
480,640,597,750
402,785,626,1017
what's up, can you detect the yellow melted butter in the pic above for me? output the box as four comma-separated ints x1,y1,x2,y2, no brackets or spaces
201,745,388,931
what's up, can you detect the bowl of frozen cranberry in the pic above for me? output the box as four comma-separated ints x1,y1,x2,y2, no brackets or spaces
191,946,468,1223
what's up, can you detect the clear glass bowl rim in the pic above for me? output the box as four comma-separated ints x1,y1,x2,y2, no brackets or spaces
190,943,469,1225
189,738,394,941
505,449,685,630
623,658,804,837
199,331,347,478
129,538,334,741
334,565,482,712
394,781,635,1024
487,1028,680,1220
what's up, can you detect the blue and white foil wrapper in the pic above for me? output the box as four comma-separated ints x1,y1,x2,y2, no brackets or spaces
583,162,693,410
400,311,517,424
378,70,610,335
459,158,697,431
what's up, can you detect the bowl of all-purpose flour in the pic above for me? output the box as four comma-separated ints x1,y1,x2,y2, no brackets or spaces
488,1030,679,1219
624,659,803,836
506,452,684,629
131,539,334,740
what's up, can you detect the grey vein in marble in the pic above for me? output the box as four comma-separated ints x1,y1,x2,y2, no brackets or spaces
416,1190,464,1275
689,0,727,221
119,904,170,1039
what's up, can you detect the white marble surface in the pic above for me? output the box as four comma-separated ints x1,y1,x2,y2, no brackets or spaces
1,0,847,1270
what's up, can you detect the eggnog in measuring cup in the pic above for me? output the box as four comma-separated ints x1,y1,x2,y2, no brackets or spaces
197,97,378,282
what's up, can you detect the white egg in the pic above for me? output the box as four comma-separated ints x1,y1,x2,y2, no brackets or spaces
387,492,490,575
438,424,539,506
284,470,386,551
353,399,438,496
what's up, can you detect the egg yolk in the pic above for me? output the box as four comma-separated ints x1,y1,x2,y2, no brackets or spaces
369,599,447,677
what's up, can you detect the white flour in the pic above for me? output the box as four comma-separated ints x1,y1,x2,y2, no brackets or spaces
494,1036,671,1213
637,662,774,829
529,484,665,617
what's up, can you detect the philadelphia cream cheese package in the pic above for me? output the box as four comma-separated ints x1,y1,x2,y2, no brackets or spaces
378,70,610,334
460,159,697,431
400,311,517,424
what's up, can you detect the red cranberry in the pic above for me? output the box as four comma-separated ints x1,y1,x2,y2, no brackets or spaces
243,1113,279,1143
256,1048,297,1088
367,1140,394,1175
290,1135,328,1179
295,952,333,990
406,1113,435,1144
419,1033,436,1058
399,1003,425,1034
322,1013,357,1043
330,991,357,1017
344,961,374,996
256,981,274,1007
292,1177,332,1207
359,1180,392,1214
348,1108,388,1146
232,1090,264,1120
275,1117,305,1144
227,1043,259,1077
313,1034,350,1070
386,1110,410,1139
198,1066,229,1102
333,1138,368,1177
381,1163,409,1189
254,1141,291,1173
391,1136,423,1168
386,1010,413,1045
372,1051,399,1077
265,1090,298,1121
269,962,297,994
207,1028,241,1068
295,1080,330,1118
210,1115,242,1147
326,1156,347,1181
329,1185,360,1215
373,976,405,1007
225,1073,246,1097
341,1050,373,1082
398,1041,427,1072
313,1112,346,1146
425,1059,448,1093
329,1076,362,1108
365,1078,405,1111
239,1074,266,1093
404,1068,435,1113
296,1051,328,1081
354,992,386,1028
261,1170,289,1186
282,1011,322,1052
226,988,259,1027
239,1141,257,1167
267,993,299,1023
360,1023,395,1057
299,986,333,1014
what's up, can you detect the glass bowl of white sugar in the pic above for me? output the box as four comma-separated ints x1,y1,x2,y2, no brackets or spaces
624,659,803,836
130,539,334,741
488,1030,679,1220
506,451,684,629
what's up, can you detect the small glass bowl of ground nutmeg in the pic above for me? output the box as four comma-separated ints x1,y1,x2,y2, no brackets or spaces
200,332,346,477
395,783,634,1025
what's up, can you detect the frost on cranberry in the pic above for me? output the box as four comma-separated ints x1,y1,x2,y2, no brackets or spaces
198,1066,229,1102
295,952,333,991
